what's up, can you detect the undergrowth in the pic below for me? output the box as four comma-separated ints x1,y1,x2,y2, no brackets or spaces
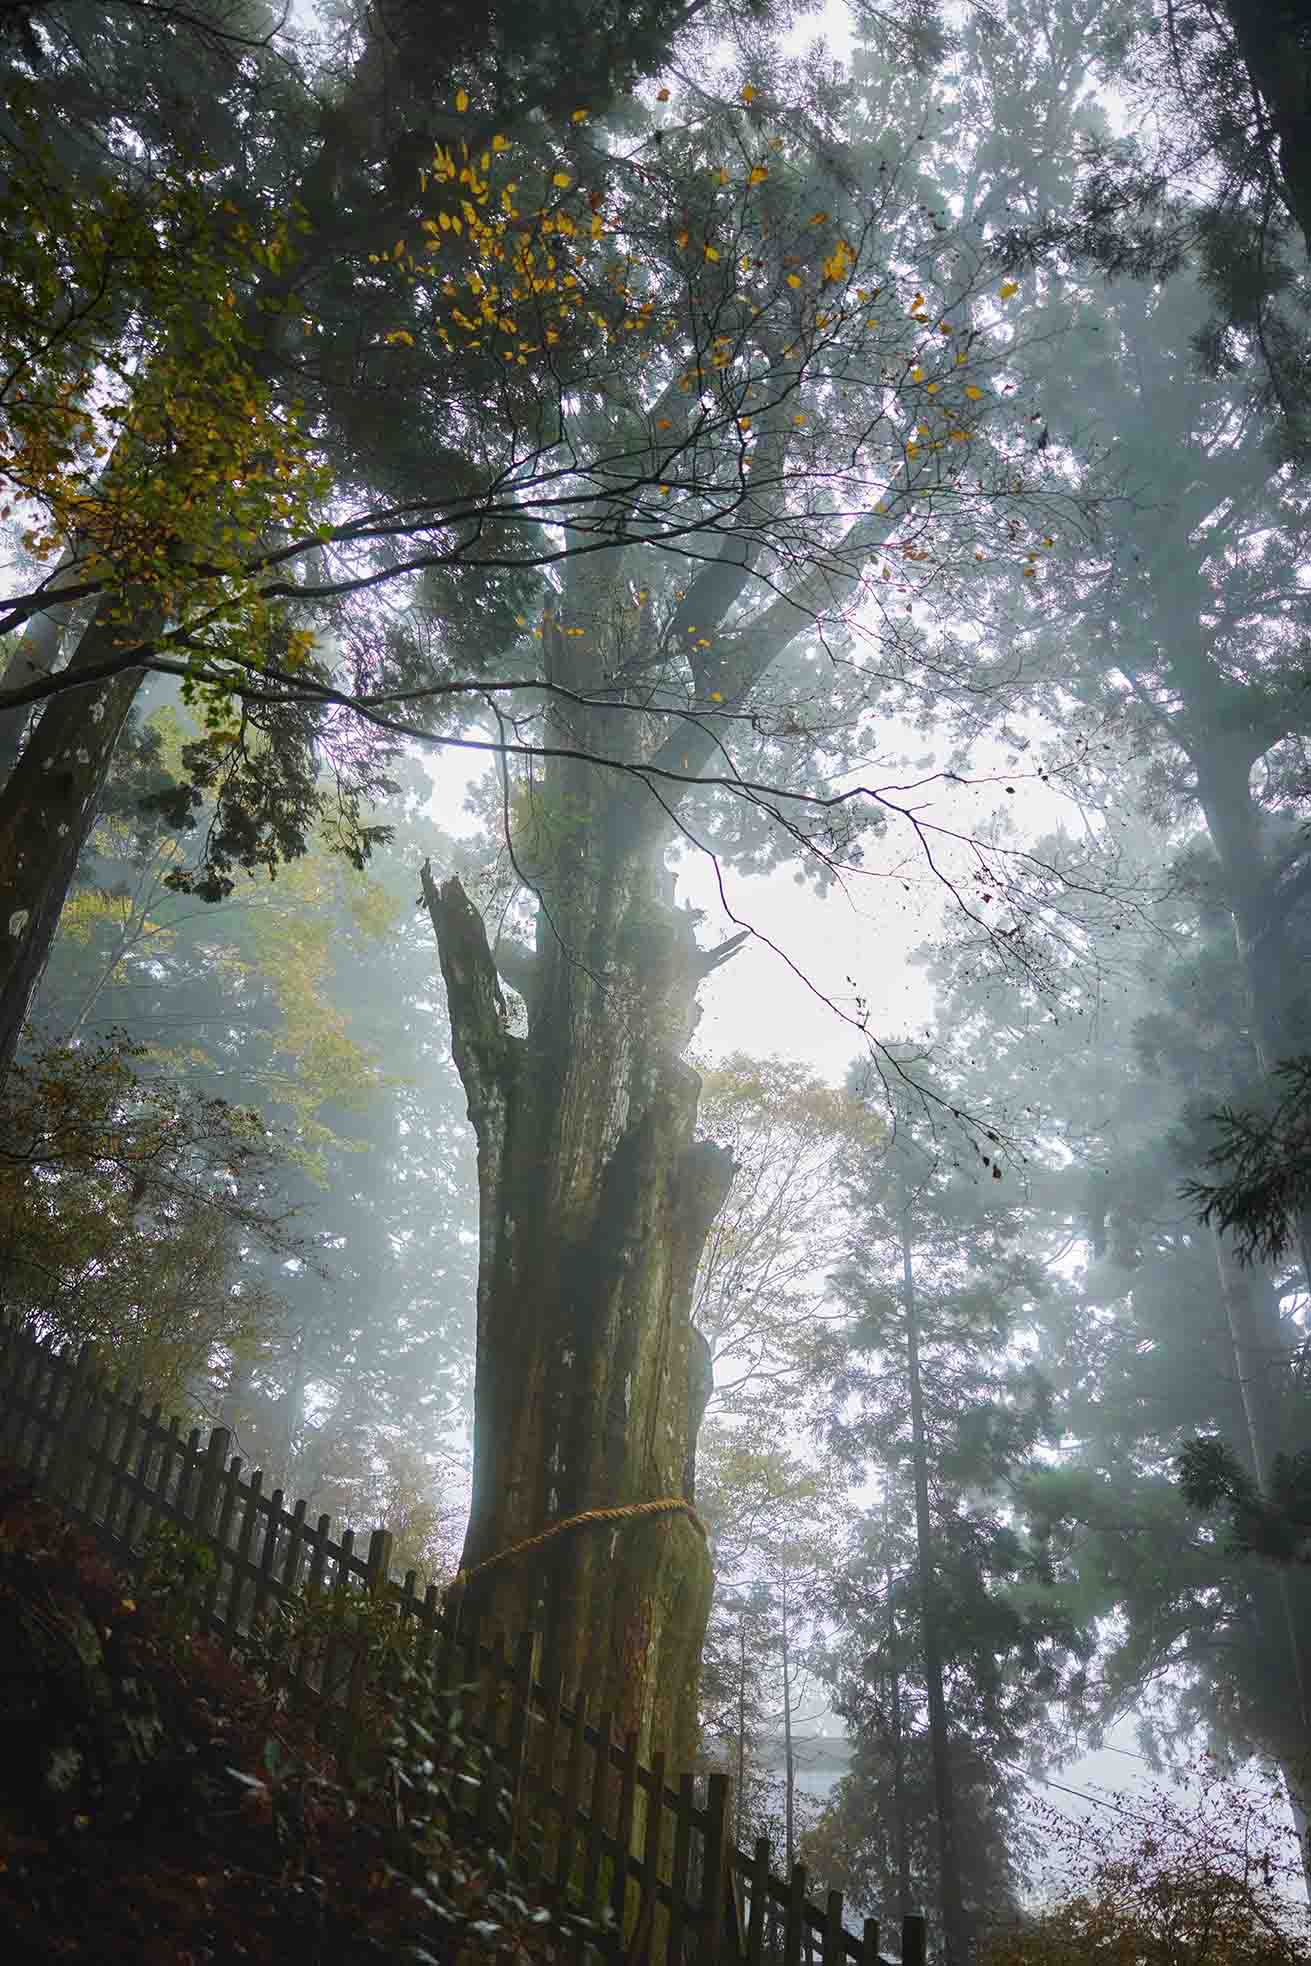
0,1460,601,1963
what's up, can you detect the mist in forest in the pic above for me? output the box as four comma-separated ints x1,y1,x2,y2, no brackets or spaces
3,0,1311,1958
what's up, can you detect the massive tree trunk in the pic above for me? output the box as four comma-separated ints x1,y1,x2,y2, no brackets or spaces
421,785,730,1767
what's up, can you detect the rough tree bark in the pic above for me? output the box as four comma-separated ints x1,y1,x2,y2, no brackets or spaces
421,789,735,1767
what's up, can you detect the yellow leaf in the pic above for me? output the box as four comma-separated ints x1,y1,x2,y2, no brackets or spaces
659,484,672,495
384,328,416,346
998,280,1020,299
748,165,768,185
910,367,923,381
655,417,673,429
515,615,527,626
786,272,801,289
656,86,670,101
793,414,806,425
1022,564,1036,576
565,626,585,636
741,83,757,103
492,134,509,151
965,384,983,399
704,244,720,261
455,88,468,112
552,171,571,188
737,416,751,430
571,109,589,122
710,690,724,701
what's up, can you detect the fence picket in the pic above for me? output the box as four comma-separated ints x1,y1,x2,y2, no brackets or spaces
557,1688,589,1899
746,1835,770,1964
667,1772,694,1964
785,1864,807,1966
860,1916,880,1965
632,1748,666,1966
581,1706,613,1913
611,1729,639,1944
901,1913,927,1966
506,1628,538,1860
122,1402,162,1550
82,1381,119,1527
210,1454,244,1631
529,1667,565,1885
702,1770,729,1966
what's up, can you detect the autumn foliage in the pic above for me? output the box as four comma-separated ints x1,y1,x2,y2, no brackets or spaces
982,1770,1310,1966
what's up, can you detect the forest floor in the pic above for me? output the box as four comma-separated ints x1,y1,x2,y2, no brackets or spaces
0,1461,577,1964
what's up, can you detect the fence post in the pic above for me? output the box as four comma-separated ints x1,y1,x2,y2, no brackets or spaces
611,1729,639,1947
629,1744,665,1966
901,1913,927,1966
701,1769,729,1966
785,1864,807,1966
51,1341,97,1507
505,1627,539,1858
746,1834,770,1963
667,1772,695,1964
822,1888,845,1964
859,1917,880,1965
340,1524,393,1780
195,1426,230,1540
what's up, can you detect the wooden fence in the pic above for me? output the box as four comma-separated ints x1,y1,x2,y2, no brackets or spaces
0,1314,929,1966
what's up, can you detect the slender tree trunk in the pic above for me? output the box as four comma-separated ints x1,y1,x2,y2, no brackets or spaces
737,1612,748,1851
901,1214,969,1966
421,801,728,1769
1212,1227,1311,1897
0,605,154,1074
886,1493,913,1924
781,1572,795,1877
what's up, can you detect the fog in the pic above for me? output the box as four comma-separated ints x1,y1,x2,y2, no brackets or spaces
4,0,1311,1956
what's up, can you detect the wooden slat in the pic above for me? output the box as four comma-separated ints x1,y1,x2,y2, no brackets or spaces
506,1628,538,1859
122,1402,161,1550
556,1688,589,1898
279,1498,308,1604
581,1706,613,1913
145,1415,181,1551
478,1632,512,1837
253,1486,283,1628
702,1770,729,1966
785,1864,807,1966
901,1913,927,1966
52,1343,97,1508
175,1426,203,1526
746,1835,770,1964
823,1888,845,1964
527,1668,565,1885
104,1387,144,1544
229,1468,264,1639
205,1454,244,1628
667,1772,694,1965
629,1748,666,1966
321,1524,355,1712
859,1917,879,1965
81,1384,119,1527
610,1729,639,1945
